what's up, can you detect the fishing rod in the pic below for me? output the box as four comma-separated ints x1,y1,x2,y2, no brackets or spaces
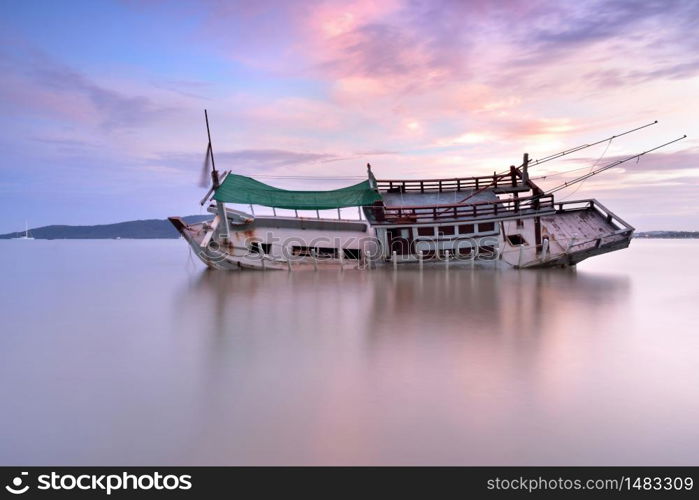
527,120,658,169
467,121,662,212
498,120,659,176
544,135,686,195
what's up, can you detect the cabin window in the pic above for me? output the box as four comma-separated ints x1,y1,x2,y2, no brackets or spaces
292,245,313,256
388,227,414,255
291,246,338,257
478,222,495,233
421,250,437,259
478,245,496,257
458,247,473,257
417,226,435,237
315,247,338,258
397,228,411,239
250,242,271,254
343,248,362,260
458,224,474,235
507,234,526,246
438,225,455,236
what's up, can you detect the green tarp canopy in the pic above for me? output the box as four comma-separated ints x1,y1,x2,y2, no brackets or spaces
213,174,382,210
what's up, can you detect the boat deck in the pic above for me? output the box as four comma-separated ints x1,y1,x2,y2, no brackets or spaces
501,199,634,267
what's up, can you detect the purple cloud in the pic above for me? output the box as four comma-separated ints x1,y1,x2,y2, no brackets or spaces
0,47,172,130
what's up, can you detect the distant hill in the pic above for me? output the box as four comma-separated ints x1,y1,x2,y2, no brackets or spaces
0,215,212,240
634,231,699,239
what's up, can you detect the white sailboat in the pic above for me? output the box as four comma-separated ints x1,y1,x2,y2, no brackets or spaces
16,221,35,240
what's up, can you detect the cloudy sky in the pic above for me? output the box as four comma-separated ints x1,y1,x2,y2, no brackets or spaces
1,0,697,232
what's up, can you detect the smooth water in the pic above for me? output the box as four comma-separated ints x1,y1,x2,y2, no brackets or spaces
1,239,697,465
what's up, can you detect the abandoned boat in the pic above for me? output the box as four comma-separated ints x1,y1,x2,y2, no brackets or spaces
169,115,684,271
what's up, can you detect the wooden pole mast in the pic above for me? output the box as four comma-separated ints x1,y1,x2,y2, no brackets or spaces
204,109,220,188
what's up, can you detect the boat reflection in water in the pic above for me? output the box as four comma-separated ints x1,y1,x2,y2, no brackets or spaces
174,267,637,464
181,266,630,341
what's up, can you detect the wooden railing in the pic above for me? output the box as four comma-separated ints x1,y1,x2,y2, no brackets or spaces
368,194,555,224
376,171,521,193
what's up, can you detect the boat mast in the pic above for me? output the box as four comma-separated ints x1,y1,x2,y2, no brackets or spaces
204,110,230,240
204,110,220,189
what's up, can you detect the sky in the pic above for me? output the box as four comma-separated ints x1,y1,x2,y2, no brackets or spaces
0,0,697,232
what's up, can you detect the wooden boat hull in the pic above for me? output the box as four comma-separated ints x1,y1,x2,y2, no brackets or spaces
169,198,633,271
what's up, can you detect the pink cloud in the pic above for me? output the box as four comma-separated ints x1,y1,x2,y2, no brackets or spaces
180,0,696,170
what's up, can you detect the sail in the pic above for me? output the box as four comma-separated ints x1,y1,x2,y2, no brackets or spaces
213,174,382,209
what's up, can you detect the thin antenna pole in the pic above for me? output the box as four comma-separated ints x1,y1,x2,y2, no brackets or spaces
545,135,686,195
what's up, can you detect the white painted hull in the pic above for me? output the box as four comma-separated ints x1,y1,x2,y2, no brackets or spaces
169,199,633,271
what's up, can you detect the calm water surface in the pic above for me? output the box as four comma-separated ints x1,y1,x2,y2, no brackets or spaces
1,239,698,465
